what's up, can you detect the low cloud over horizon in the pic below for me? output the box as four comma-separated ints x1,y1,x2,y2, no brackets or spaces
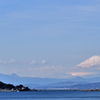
0,55,100,78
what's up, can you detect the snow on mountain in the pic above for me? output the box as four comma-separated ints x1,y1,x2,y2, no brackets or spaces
77,55,100,68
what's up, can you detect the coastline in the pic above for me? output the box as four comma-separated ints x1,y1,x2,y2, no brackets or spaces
37,89,100,92
0,89,100,92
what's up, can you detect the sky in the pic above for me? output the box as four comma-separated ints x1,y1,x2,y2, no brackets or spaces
0,0,100,78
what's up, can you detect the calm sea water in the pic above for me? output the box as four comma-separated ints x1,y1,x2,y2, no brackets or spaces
0,91,100,100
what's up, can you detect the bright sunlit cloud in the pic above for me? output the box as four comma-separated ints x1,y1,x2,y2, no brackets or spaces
67,72,96,76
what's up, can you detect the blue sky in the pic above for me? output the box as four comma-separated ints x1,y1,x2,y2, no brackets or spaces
0,0,100,78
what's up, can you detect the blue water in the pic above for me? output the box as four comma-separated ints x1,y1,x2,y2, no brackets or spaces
0,91,100,100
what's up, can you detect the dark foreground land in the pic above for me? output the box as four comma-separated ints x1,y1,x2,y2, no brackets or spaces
0,81,37,92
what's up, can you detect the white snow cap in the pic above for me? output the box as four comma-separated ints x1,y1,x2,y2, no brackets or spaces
77,55,100,68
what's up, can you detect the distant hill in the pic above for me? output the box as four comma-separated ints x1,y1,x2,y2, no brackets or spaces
0,73,68,85
0,73,89,85
69,82,100,89
1,73,100,89
28,81,100,90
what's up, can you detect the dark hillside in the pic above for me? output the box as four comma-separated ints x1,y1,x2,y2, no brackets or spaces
0,81,31,91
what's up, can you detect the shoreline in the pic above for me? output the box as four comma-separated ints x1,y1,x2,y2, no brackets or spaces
37,88,100,92
0,89,100,92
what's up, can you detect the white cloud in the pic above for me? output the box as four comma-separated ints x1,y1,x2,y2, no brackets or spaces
29,66,63,71
77,55,100,68
29,60,37,65
16,65,97,78
8,59,15,63
10,64,98,78
67,72,96,76
0,59,15,64
41,60,46,64
29,60,46,65
22,66,71,78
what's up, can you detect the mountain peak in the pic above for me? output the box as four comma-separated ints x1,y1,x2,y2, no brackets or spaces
11,73,19,77
77,55,100,68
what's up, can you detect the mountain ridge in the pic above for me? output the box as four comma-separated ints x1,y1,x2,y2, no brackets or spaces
0,73,100,89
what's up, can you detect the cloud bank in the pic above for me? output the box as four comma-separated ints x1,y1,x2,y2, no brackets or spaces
0,59,15,64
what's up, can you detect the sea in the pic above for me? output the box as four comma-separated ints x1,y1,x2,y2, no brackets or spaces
0,91,100,100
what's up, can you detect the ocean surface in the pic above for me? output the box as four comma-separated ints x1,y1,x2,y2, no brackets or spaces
0,91,100,100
